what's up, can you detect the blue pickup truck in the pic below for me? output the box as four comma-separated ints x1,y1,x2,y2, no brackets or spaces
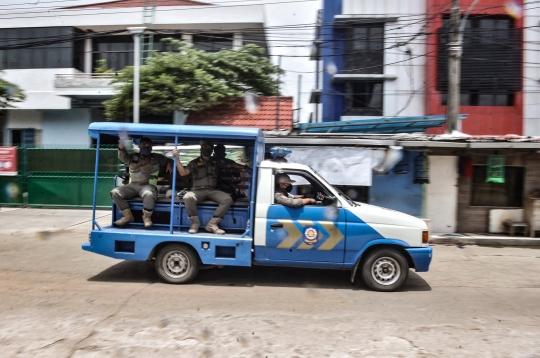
83,122,432,291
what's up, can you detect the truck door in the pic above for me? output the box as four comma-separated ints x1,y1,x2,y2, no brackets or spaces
265,171,346,263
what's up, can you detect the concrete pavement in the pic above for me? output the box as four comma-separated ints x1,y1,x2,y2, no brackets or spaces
1,206,539,247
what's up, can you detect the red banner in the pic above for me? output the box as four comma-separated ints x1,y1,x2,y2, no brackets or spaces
0,147,18,176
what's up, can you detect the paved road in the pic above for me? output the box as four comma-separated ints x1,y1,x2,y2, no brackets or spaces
0,208,539,357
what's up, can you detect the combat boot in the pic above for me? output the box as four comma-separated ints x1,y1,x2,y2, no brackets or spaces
205,216,225,235
142,209,153,228
115,208,134,227
188,216,200,234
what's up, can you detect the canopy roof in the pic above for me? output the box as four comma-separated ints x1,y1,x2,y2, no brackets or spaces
88,122,264,145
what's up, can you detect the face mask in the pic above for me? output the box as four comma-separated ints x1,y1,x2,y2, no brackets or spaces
140,147,151,156
284,184,293,193
201,149,213,157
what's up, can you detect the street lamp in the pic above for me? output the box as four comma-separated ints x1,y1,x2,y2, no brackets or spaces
127,27,146,124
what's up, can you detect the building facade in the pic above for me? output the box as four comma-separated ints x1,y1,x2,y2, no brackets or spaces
311,0,540,235
0,0,270,147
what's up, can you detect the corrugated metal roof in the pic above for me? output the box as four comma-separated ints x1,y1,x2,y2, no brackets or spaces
298,115,467,134
264,132,540,149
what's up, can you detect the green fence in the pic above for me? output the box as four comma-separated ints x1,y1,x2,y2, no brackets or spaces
27,173,115,208
26,148,120,173
0,175,24,206
0,148,121,208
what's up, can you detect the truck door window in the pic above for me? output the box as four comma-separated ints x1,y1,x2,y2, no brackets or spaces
274,172,329,204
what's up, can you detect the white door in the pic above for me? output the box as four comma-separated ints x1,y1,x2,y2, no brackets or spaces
426,156,458,233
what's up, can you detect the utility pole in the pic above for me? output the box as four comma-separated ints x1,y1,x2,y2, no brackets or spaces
446,0,460,134
275,55,282,129
128,27,146,124
296,74,302,123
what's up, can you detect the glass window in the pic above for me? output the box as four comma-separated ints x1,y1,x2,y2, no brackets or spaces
0,27,74,69
350,82,383,109
192,34,233,52
370,27,384,51
93,36,134,71
441,92,513,106
471,165,524,207
352,27,368,50
351,25,383,52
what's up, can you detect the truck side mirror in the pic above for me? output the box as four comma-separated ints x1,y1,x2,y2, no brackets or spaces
323,196,336,206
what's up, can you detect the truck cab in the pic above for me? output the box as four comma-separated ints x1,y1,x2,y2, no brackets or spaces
83,122,432,292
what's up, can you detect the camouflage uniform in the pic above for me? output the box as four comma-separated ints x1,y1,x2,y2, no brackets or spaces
183,156,233,218
111,148,171,211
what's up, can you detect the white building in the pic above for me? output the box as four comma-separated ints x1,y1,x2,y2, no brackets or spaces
0,0,320,147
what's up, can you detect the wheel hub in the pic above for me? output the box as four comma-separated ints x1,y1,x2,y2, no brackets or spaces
165,252,189,278
371,256,400,286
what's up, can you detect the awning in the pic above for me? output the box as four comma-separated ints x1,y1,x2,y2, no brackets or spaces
298,115,468,134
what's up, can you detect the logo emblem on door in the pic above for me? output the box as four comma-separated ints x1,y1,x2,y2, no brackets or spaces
303,227,318,245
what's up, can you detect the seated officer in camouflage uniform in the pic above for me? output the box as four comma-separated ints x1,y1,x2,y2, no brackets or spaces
274,173,317,207
111,137,173,228
172,140,251,235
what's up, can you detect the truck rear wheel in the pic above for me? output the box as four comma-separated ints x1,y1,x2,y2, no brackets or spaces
361,248,409,292
155,244,200,284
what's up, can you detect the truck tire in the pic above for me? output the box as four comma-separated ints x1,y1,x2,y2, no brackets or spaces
361,248,409,292
155,244,200,284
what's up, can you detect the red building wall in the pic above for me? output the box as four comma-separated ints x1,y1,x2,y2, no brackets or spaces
425,0,524,135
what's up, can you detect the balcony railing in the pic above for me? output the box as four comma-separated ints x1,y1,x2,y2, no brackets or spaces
54,73,116,88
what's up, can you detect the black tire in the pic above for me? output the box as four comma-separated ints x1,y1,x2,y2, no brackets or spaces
361,248,409,292
155,244,200,284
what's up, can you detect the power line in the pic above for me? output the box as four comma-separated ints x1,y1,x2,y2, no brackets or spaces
0,0,320,20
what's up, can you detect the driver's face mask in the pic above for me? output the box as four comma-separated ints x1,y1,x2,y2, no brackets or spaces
283,183,293,193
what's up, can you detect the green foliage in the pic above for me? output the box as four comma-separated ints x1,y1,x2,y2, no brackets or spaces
94,59,113,73
0,71,26,109
104,41,284,120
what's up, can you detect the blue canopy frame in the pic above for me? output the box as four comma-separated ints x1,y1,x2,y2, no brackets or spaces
88,122,265,237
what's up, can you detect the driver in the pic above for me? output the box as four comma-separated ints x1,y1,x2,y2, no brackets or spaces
274,173,317,207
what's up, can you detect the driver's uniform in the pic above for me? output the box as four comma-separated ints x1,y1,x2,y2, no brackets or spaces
274,192,305,207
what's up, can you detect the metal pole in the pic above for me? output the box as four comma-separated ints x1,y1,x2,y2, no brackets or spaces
128,27,146,124
446,0,460,134
296,74,302,123
315,50,320,123
275,55,282,129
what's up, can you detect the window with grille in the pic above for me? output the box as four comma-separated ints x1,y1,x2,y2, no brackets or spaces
345,24,384,74
437,16,521,106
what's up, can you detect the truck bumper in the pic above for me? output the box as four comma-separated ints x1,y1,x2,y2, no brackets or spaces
405,246,433,272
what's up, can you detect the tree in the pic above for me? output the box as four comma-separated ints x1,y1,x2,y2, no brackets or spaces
104,41,284,120
0,72,26,109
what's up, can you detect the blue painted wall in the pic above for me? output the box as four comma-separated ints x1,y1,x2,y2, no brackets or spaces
321,0,346,122
368,151,423,216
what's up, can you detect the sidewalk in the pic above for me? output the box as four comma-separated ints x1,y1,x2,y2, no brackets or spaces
1,207,539,247
429,232,540,246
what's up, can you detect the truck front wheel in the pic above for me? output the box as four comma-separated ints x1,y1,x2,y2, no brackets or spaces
155,244,200,284
361,248,409,292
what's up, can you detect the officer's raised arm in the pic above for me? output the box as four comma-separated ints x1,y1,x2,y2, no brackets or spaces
172,149,191,176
